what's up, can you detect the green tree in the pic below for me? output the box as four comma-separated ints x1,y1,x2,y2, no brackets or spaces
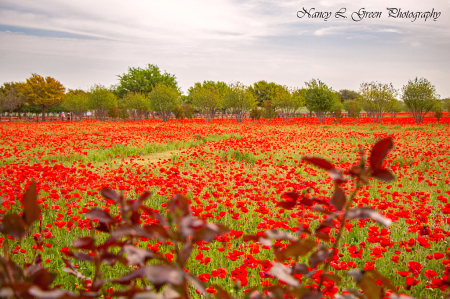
248,81,280,106
402,77,440,123
261,100,277,120
359,82,397,123
338,89,360,103
0,82,27,121
442,98,450,112
343,100,362,118
23,74,65,121
115,64,179,98
148,83,181,122
173,103,194,120
342,100,362,117
62,89,89,121
249,107,263,121
388,99,405,117
188,81,229,122
121,92,149,120
272,86,305,123
87,85,118,120
304,79,340,123
222,82,257,123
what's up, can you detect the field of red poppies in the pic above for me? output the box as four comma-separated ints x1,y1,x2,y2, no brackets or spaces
0,116,449,298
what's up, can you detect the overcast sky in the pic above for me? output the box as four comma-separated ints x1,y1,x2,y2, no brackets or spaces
1,0,449,97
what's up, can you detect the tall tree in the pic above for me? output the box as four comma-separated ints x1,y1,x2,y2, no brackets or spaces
121,92,149,120
387,99,405,117
359,82,397,123
222,82,257,123
248,81,280,106
338,89,360,103
402,77,440,123
62,89,89,121
273,87,305,123
115,64,179,98
87,85,118,120
304,79,339,123
442,98,450,113
343,100,362,118
0,83,25,121
188,81,229,122
23,74,65,121
148,83,181,122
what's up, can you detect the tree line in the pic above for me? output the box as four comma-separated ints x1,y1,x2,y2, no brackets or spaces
1,64,449,123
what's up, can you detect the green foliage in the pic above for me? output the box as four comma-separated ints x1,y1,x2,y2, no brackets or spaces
388,98,405,116
261,100,277,120
148,83,181,122
338,89,360,103
121,92,149,120
344,100,361,118
442,98,450,112
359,81,397,123
87,84,118,120
222,81,257,122
173,103,194,120
249,106,262,121
304,79,339,123
0,82,28,118
188,81,229,121
62,89,89,120
334,109,343,122
248,80,281,106
115,64,179,98
402,77,440,123
272,86,304,122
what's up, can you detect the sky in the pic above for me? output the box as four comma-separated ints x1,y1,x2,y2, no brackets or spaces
0,0,449,97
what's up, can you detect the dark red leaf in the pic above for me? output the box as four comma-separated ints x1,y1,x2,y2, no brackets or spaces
117,265,185,287
302,157,334,171
169,194,190,217
1,214,27,239
268,263,301,287
346,208,392,227
131,191,151,211
291,263,310,275
369,137,393,170
71,252,95,262
28,268,55,290
22,181,41,226
100,188,120,203
329,169,347,185
331,186,346,211
264,230,296,241
371,169,395,182
309,248,332,268
300,292,323,299
179,241,193,267
122,245,159,265
283,238,316,259
84,208,114,224
368,269,398,293
314,232,330,242
277,201,297,210
72,237,95,250
28,286,77,299
211,285,233,299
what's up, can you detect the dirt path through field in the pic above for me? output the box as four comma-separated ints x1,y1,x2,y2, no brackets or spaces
113,149,183,166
